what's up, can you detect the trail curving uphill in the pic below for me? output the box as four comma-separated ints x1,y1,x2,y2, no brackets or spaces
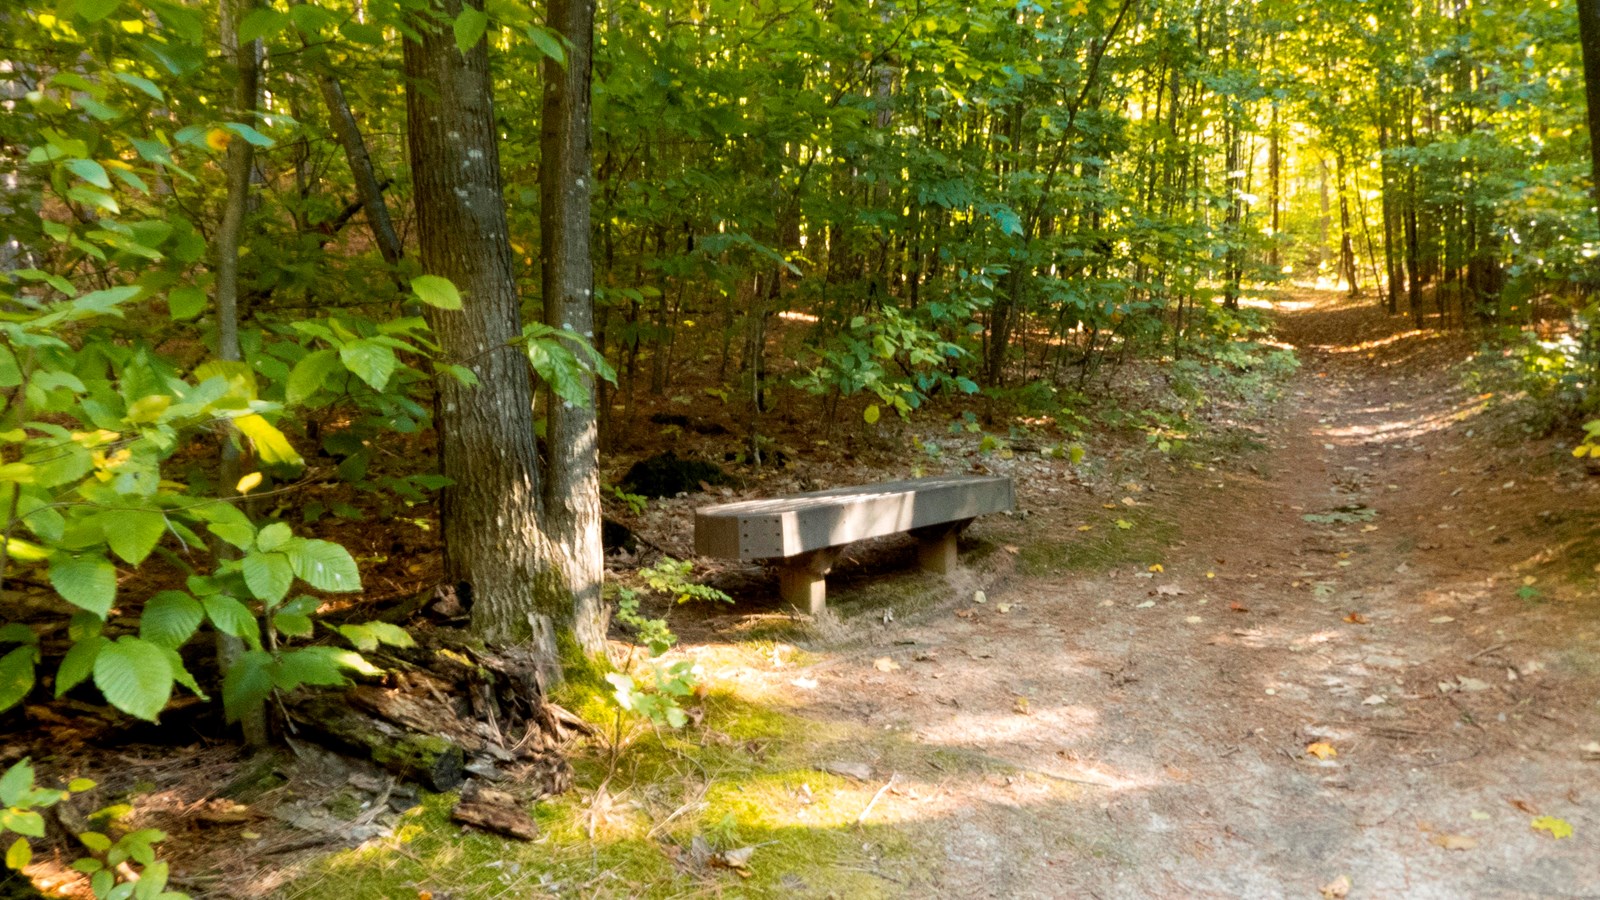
773,290,1600,898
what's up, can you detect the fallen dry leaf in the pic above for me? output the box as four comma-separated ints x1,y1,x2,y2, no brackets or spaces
716,846,756,870
1229,602,1249,613
1430,833,1478,850
1581,741,1600,761
1507,797,1540,815
1531,816,1573,839
1013,696,1031,715
1306,741,1338,760
955,609,974,619
1343,612,1370,625
1320,874,1351,899
1361,694,1386,706
872,657,901,673
1155,583,1185,596
1430,615,1455,624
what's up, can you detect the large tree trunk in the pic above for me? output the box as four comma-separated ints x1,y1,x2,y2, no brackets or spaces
539,0,606,656
404,0,562,664
1579,0,1600,240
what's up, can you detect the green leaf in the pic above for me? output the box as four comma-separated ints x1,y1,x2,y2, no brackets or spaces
92,637,173,722
526,337,588,406
452,7,489,53
166,285,206,320
526,24,565,63
65,158,111,190
363,622,415,648
410,275,462,311
0,760,32,807
159,647,207,701
285,349,340,406
0,810,44,839
223,122,274,148
55,635,105,696
271,612,313,638
192,501,255,550
139,593,203,649
73,0,120,21
0,624,35,646
284,539,361,592
106,509,166,565
863,404,881,424
6,836,30,871
49,555,117,618
0,646,36,713
337,623,376,652
221,650,273,723
238,7,288,42
272,647,351,690
255,522,292,552
241,552,293,604
338,340,397,391
202,595,259,647
73,285,141,314
113,72,163,101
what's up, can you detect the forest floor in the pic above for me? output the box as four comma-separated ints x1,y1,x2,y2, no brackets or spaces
756,287,1600,899
731,287,1600,898
17,287,1600,899
280,287,1598,898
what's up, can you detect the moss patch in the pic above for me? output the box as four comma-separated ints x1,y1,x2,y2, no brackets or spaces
277,691,961,899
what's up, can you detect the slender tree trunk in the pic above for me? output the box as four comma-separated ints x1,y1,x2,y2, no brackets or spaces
540,0,606,657
216,0,267,749
1337,151,1358,297
288,0,403,268
404,0,563,666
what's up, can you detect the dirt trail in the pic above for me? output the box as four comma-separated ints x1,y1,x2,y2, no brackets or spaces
767,291,1600,898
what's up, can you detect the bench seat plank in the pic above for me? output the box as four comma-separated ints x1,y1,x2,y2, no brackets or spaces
694,475,1014,614
694,474,1014,561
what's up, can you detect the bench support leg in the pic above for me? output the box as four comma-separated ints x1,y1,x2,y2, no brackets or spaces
911,519,973,575
779,548,839,616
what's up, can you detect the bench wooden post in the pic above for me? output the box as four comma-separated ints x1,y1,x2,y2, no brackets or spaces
778,548,840,616
911,518,972,575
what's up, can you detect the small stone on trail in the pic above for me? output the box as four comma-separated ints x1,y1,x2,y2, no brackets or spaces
822,761,873,781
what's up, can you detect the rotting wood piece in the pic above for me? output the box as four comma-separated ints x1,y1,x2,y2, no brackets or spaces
695,475,1012,612
293,697,467,792
289,626,576,796
451,781,539,841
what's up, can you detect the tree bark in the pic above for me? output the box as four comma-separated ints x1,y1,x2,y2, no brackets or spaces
404,0,562,664
539,0,606,656
1578,0,1600,241
216,0,267,749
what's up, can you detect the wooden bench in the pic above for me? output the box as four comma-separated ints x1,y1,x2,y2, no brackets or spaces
694,474,1015,614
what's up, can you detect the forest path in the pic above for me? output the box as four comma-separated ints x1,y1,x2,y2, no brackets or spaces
771,289,1600,898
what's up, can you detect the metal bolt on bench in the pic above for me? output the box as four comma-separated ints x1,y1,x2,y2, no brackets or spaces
694,475,1015,614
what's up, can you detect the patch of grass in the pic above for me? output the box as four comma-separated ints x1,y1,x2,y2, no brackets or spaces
1018,511,1177,577
830,569,950,620
278,692,934,899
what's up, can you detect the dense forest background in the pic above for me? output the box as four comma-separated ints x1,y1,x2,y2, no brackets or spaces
3,0,1600,892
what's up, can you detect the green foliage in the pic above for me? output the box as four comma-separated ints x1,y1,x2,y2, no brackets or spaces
0,0,438,733
640,557,732,605
1,759,187,900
